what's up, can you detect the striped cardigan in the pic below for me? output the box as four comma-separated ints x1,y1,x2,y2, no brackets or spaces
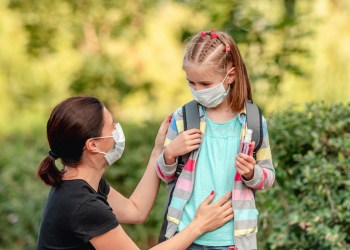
156,104,275,250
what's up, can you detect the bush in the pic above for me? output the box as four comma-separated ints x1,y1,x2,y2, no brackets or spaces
1,102,349,249
257,102,350,250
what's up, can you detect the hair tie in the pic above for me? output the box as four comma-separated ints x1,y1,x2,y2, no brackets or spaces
48,150,59,160
209,29,217,39
225,44,231,52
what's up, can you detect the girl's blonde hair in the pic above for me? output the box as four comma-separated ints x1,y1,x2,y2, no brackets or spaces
183,30,253,112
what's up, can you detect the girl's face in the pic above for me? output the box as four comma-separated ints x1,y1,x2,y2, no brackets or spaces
184,64,235,91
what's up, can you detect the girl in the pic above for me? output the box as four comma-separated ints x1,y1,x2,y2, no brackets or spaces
36,96,234,250
156,30,275,250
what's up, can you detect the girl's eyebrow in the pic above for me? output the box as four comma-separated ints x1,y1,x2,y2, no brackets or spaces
186,78,213,84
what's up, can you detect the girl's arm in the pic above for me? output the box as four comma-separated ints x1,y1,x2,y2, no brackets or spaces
91,192,233,250
107,116,170,224
236,116,275,190
156,110,202,183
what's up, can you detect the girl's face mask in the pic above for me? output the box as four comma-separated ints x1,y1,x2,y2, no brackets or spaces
189,72,230,108
91,123,125,166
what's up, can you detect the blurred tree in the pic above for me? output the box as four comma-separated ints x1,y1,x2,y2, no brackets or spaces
4,0,314,123
177,0,311,95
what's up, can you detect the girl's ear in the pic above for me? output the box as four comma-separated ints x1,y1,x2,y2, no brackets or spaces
227,67,236,85
85,139,100,153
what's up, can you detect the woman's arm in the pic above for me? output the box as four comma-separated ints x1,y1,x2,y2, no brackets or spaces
91,192,233,250
107,116,170,224
107,148,161,224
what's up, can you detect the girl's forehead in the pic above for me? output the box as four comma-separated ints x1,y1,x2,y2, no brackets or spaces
184,64,223,80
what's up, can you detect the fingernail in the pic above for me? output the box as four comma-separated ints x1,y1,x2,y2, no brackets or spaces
211,190,215,195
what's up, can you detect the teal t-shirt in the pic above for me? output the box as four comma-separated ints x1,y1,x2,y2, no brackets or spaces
178,109,241,246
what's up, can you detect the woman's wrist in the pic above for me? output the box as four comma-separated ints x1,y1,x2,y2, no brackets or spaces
186,220,203,239
151,146,162,157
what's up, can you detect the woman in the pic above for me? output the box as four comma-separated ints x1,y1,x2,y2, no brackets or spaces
36,96,233,250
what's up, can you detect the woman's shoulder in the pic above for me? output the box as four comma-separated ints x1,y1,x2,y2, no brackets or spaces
50,180,108,211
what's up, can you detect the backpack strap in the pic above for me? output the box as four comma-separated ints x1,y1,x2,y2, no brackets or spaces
245,100,263,160
175,100,200,177
158,100,200,243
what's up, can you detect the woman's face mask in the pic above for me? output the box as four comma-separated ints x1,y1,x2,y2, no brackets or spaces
92,123,125,166
189,72,230,108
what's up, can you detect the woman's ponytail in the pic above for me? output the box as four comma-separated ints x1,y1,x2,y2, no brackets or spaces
37,155,63,187
37,96,104,188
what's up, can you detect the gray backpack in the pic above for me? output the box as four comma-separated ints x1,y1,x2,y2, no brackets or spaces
158,100,263,243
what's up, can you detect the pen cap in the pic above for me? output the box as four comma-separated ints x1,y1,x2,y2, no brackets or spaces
243,129,253,143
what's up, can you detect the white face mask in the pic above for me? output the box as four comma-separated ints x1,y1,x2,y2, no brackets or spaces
189,73,230,108
92,123,125,166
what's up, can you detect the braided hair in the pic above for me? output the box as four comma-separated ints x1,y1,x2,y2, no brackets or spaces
183,30,253,112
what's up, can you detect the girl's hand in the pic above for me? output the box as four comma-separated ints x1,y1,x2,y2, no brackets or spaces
236,141,256,180
154,114,172,151
164,128,202,164
193,191,233,234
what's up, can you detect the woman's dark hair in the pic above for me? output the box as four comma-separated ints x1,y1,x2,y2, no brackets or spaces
37,96,104,187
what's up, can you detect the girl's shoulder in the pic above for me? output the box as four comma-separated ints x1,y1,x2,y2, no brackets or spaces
172,106,184,120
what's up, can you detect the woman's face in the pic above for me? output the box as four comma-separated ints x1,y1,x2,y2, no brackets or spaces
94,107,116,154
184,64,234,91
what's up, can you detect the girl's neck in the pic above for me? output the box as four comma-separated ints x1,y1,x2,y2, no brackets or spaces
205,99,236,123
62,163,105,191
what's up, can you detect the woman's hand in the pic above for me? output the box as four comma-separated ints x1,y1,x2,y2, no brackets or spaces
163,128,202,164
193,191,233,234
236,141,256,180
154,114,172,152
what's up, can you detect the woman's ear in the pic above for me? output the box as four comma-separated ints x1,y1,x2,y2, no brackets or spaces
85,139,100,153
227,67,236,85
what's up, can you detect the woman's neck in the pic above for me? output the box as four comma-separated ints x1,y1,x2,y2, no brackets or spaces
62,163,105,191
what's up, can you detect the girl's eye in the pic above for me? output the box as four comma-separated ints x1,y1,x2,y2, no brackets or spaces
201,83,211,86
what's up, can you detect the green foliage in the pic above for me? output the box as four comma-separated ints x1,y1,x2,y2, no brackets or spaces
1,102,349,249
0,131,48,249
1,0,350,249
257,102,350,250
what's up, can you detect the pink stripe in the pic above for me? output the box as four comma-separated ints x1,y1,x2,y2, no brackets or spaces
255,169,268,190
157,166,175,181
235,173,242,181
184,159,195,172
176,178,192,191
234,189,254,200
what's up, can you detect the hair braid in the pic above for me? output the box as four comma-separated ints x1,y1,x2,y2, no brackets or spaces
198,37,222,63
187,35,203,62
